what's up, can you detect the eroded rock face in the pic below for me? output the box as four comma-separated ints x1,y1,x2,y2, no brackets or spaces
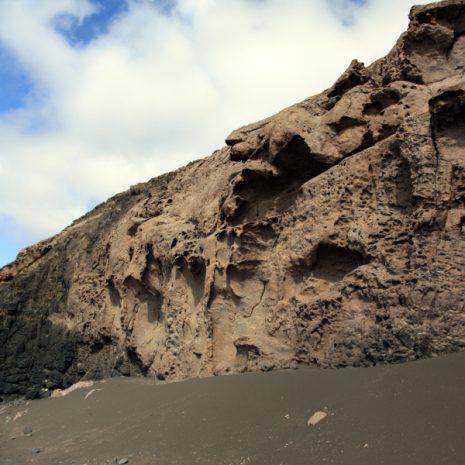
1,0,465,399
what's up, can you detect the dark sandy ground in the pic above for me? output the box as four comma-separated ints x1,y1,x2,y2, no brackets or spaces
1,352,464,465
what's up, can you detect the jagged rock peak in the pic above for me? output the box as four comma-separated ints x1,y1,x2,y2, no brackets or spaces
1,0,465,400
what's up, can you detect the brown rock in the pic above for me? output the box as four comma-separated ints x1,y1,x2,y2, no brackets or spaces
1,0,465,399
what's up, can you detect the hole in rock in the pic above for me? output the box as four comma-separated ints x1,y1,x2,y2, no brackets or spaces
273,135,332,180
451,165,465,207
311,243,368,282
345,131,375,157
183,256,206,306
363,88,402,115
431,89,465,148
231,169,296,223
108,279,121,307
172,254,206,306
227,136,333,224
235,344,260,360
127,223,139,236
142,247,166,289
126,347,148,376
234,338,261,364
124,276,163,323
330,116,362,133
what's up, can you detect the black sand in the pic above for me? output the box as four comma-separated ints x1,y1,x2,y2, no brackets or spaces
1,352,464,465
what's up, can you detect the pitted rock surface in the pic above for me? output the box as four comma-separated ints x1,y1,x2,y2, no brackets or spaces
1,0,465,399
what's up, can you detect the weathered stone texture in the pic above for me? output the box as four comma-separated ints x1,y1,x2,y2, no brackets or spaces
1,0,465,399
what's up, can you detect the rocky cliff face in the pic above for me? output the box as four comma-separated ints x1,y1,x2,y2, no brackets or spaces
1,0,465,400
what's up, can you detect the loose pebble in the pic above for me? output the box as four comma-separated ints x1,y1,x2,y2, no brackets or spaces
23,426,33,435
13,409,28,421
307,411,328,426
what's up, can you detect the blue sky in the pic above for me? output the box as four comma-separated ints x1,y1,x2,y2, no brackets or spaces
0,216,25,265
0,1,128,113
55,0,129,47
0,45,33,112
0,0,429,267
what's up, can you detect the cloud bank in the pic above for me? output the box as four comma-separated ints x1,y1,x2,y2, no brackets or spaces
0,0,430,265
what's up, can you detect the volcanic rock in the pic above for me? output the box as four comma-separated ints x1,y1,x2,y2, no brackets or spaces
1,0,465,399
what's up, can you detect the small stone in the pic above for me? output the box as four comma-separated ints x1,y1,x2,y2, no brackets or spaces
363,443,369,448
23,426,33,435
118,459,129,465
284,414,290,420
31,448,41,454
307,411,328,426
13,409,28,421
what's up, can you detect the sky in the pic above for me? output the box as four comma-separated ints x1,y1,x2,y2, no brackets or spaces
0,0,431,267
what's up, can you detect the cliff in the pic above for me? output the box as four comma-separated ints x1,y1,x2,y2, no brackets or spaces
1,0,465,399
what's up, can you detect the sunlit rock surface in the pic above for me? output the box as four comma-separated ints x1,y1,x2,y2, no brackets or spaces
1,0,465,399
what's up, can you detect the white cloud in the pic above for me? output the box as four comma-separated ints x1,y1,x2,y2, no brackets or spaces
0,0,431,246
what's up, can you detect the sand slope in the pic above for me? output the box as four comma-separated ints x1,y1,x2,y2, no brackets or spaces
1,352,464,465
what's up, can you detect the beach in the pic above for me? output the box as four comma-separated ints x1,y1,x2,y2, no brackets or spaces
1,351,464,465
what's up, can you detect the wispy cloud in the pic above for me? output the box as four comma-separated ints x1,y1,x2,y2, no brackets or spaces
328,0,368,26
0,0,430,265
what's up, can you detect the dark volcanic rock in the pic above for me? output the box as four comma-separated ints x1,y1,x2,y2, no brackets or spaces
1,0,465,399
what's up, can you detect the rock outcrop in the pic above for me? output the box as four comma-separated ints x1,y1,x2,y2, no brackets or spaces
1,0,465,399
